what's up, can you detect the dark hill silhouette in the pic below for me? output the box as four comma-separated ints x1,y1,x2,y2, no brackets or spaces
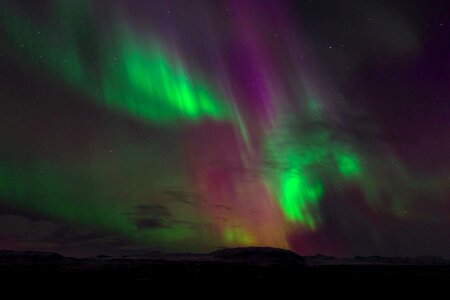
0,248,449,285
212,247,305,265
0,250,63,262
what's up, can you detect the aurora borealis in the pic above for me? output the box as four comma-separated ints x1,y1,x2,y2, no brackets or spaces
0,0,448,257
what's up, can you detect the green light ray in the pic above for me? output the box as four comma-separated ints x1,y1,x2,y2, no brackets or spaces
279,170,323,227
0,0,230,126
265,121,365,229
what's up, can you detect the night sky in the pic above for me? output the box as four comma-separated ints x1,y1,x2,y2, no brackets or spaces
0,0,448,258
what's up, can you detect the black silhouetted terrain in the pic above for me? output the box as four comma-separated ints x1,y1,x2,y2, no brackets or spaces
0,247,449,286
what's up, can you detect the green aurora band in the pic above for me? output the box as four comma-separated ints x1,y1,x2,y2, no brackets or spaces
0,0,381,240
264,110,363,229
0,1,230,126
0,1,226,246
0,0,444,254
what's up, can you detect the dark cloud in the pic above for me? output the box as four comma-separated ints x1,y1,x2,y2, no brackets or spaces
131,204,171,217
162,189,198,205
0,214,57,241
0,213,142,256
0,202,52,222
135,218,167,230
0,200,168,256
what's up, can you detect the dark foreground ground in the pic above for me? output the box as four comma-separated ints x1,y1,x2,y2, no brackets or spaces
1,247,449,287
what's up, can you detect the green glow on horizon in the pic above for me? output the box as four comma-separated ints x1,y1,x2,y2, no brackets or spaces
0,161,136,235
140,226,194,244
224,227,254,245
0,159,199,245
